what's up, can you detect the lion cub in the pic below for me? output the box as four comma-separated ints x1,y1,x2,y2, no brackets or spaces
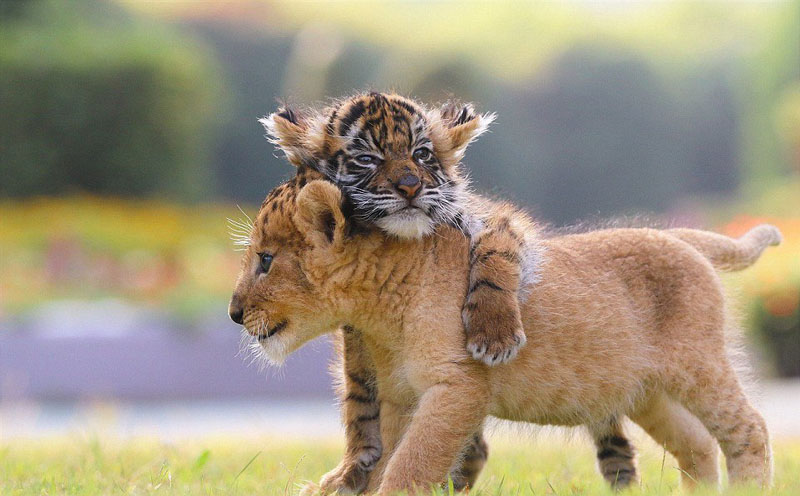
229,172,778,494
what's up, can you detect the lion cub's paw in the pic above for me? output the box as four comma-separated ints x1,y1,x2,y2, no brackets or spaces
464,302,527,366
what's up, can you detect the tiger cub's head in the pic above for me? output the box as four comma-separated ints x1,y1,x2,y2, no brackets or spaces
260,92,494,239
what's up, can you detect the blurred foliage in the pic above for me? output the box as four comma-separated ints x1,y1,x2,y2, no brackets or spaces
739,0,800,183
0,195,246,319
775,84,800,174
1,1,798,373
3,0,798,223
183,23,295,203
263,0,797,222
270,1,774,81
117,0,796,225
0,0,224,200
480,44,740,222
714,179,800,377
753,293,800,377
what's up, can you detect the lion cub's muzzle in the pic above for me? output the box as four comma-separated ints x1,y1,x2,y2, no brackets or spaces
256,320,288,341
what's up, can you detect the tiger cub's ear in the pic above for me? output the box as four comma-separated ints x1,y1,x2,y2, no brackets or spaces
437,102,496,161
259,106,320,168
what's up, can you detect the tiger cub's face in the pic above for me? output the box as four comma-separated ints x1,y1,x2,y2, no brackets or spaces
261,92,494,238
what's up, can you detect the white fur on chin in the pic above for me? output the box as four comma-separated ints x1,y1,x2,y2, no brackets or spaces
376,209,434,239
257,334,289,366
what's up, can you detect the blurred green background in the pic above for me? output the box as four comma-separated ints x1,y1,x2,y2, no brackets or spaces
1,0,798,377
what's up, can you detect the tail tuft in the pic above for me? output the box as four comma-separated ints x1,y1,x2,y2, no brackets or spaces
748,224,782,247
667,224,782,272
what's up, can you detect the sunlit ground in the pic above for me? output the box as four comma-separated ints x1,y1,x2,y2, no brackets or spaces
2,433,799,495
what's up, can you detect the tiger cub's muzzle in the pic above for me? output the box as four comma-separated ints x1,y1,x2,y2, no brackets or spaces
394,173,422,199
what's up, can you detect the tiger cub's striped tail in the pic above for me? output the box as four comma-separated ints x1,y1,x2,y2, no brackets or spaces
667,224,782,272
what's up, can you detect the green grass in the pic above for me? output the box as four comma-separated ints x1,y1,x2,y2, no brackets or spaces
2,435,799,495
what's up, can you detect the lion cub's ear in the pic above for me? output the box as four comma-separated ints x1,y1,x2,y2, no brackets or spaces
437,102,496,161
259,106,321,168
295,180,347,248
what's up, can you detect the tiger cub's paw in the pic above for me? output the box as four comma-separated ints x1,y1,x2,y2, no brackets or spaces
463,296,526,366
311,454,375,495
298,482,323,496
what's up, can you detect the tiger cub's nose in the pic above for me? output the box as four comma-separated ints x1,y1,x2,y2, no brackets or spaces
395,174,421,199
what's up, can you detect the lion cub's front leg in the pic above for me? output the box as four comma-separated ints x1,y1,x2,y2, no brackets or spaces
464,210,529,365
378,375,490,495
306,327,382,495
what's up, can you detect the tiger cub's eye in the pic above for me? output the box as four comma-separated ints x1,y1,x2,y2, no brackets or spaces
413,148,432,162
355,154,379,166
259,253,273,273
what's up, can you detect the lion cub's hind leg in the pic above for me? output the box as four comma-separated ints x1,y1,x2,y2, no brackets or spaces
670,357,771,487
590,421,639,489
631,392,720,489
463,210,529,366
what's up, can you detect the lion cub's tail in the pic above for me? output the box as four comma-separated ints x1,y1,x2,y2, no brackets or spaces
666,224,782,272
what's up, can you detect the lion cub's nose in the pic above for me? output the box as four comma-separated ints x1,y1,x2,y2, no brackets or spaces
228,298,244,325
395,174,421,199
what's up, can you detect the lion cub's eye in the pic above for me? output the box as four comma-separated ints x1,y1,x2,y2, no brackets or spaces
259,253,273,273
354,154,381,166
413,148,432,162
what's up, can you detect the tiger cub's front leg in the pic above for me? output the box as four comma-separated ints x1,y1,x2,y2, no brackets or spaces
464,208,529,366
306,327,382,495
448,431,490,491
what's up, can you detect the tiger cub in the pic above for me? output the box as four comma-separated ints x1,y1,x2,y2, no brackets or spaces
261,92,531,365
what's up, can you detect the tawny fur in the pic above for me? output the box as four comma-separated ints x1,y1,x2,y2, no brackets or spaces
230,176,776,494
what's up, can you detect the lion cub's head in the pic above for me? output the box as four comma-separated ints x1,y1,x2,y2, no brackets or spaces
261,92,494,239
228,174,353,365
